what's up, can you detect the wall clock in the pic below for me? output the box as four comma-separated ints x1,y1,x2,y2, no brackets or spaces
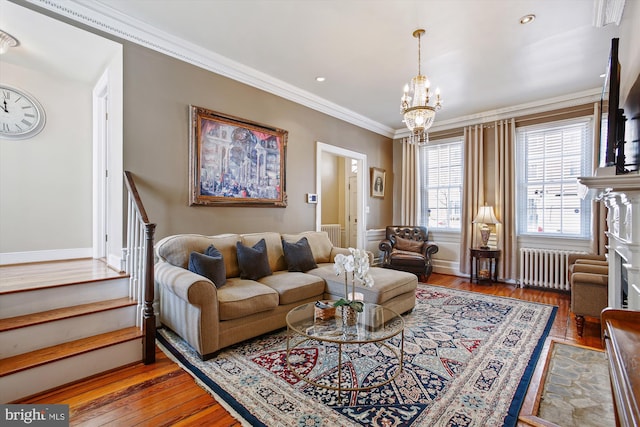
0,85,46,140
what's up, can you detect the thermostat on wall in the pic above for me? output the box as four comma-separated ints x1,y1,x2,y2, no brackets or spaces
307,193,318,204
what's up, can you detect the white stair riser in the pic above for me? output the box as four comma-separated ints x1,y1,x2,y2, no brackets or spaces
0,278,129,318
0,306,138,358
0,339,142,403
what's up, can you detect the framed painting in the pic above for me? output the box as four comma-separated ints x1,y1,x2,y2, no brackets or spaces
189,106,288,207
370,167,385,199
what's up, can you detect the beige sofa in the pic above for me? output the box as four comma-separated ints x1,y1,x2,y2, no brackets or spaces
155,230,418,359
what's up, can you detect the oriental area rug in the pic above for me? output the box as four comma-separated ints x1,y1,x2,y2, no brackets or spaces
157,284,557,427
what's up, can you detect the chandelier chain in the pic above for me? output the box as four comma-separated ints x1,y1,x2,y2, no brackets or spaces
417,32,422,76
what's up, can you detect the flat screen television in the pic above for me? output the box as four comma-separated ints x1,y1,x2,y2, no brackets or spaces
600,38,621,168
599,38,635,174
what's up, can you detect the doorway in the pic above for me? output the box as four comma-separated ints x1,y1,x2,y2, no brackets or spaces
315,142,367,249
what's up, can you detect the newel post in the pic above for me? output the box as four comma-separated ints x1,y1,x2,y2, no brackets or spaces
143,222,157,364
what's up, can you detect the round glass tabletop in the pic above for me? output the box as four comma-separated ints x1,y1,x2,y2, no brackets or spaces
286,301,404,344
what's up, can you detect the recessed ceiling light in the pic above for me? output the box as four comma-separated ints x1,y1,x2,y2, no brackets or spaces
520,14,536,24
600,73,606,78
315,76,326,82
0,30,19,54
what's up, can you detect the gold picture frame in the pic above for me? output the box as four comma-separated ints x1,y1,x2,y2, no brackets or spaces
370,167,386,199
189,105,287,207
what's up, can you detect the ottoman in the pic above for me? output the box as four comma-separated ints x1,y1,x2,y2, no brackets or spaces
308,265,418,315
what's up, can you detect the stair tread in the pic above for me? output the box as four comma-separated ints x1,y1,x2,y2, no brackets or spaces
0,259,127,295
0,327,143,377
0,298,137,332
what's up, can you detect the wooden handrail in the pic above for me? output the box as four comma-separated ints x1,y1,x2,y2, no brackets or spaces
124,170,150,223
123,171,156,365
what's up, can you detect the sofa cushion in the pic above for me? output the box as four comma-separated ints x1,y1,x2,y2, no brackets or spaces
259,271,325,305
395,237,424,253
310,265,417,305
188,249,226,287
241,232,287,272
156,233,240,278
237,239,272,280
217,279,279,320
282,231,333,263
282,237,318,272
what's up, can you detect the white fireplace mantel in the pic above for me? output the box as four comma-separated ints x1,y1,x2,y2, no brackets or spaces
578,174,640,310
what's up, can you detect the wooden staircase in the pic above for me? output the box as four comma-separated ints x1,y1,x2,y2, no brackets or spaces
0,259,144,403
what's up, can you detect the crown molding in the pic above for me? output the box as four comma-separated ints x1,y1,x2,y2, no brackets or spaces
393,88,603,139
27,0,396,138
593,0,626,27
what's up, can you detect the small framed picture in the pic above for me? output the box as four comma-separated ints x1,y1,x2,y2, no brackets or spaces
370,167,385,199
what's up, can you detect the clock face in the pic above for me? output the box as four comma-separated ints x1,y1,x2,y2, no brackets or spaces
0,85,46,140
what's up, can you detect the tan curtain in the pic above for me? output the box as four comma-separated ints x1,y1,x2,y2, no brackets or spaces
400,138,420,225
460,125,485,274
591,102,607,255
494,119,517,280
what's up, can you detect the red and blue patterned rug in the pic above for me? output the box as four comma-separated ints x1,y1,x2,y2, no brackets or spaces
157,284,556,426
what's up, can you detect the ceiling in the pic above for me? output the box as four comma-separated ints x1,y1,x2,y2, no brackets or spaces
4,0,635,137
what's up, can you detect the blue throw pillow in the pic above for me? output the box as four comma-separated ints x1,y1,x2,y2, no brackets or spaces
282,237,317,272
236,239,272,280
188,245,226,287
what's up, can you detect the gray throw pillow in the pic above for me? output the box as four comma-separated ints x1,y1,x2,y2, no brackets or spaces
236,239,272,280
282,237,317,272
188,246,226,287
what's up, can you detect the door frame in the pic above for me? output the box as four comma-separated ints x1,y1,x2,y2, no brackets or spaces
92,70,109,260
316,142,367,249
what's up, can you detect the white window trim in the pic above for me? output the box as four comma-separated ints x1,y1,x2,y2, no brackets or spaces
515,117,593,239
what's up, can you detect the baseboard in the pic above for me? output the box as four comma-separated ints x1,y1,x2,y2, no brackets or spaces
0,248,93,265
432,259,462,277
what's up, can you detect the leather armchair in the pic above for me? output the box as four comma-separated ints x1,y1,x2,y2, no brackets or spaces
568,255,609,337
379,226,438,281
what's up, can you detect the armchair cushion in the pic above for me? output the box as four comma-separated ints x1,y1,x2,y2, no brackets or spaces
395,237,424,253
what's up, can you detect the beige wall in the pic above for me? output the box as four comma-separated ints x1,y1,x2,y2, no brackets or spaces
122,43,394,241
0,62,93,253
320,153,340,224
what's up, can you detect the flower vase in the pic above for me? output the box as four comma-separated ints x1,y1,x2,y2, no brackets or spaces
342,306,358,337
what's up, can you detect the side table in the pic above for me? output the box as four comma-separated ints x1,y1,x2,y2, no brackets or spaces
470,248,500,283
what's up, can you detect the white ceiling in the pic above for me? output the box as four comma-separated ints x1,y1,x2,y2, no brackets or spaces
3,0,635,137
0,0,120,84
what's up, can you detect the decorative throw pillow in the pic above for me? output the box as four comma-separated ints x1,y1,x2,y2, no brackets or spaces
395,236,424,253
188,247,226,287
282,237,318,272
236,239,272,280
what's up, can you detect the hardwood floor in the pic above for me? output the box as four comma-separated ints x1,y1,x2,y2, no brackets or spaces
0,259,125,293
16,273,603,426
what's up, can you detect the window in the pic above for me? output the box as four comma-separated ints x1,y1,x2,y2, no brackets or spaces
516,118,593,237
420,138,463,230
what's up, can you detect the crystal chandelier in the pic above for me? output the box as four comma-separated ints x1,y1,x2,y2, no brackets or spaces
400,29,442,145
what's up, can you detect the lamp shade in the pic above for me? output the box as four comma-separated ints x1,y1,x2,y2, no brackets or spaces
472,206,499,225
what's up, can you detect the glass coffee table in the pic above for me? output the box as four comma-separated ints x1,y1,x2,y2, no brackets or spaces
285,301,404,399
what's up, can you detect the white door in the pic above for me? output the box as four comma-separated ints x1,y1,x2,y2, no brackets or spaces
348,175,358,247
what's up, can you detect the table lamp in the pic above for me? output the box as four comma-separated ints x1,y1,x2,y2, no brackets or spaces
472,206,499,249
